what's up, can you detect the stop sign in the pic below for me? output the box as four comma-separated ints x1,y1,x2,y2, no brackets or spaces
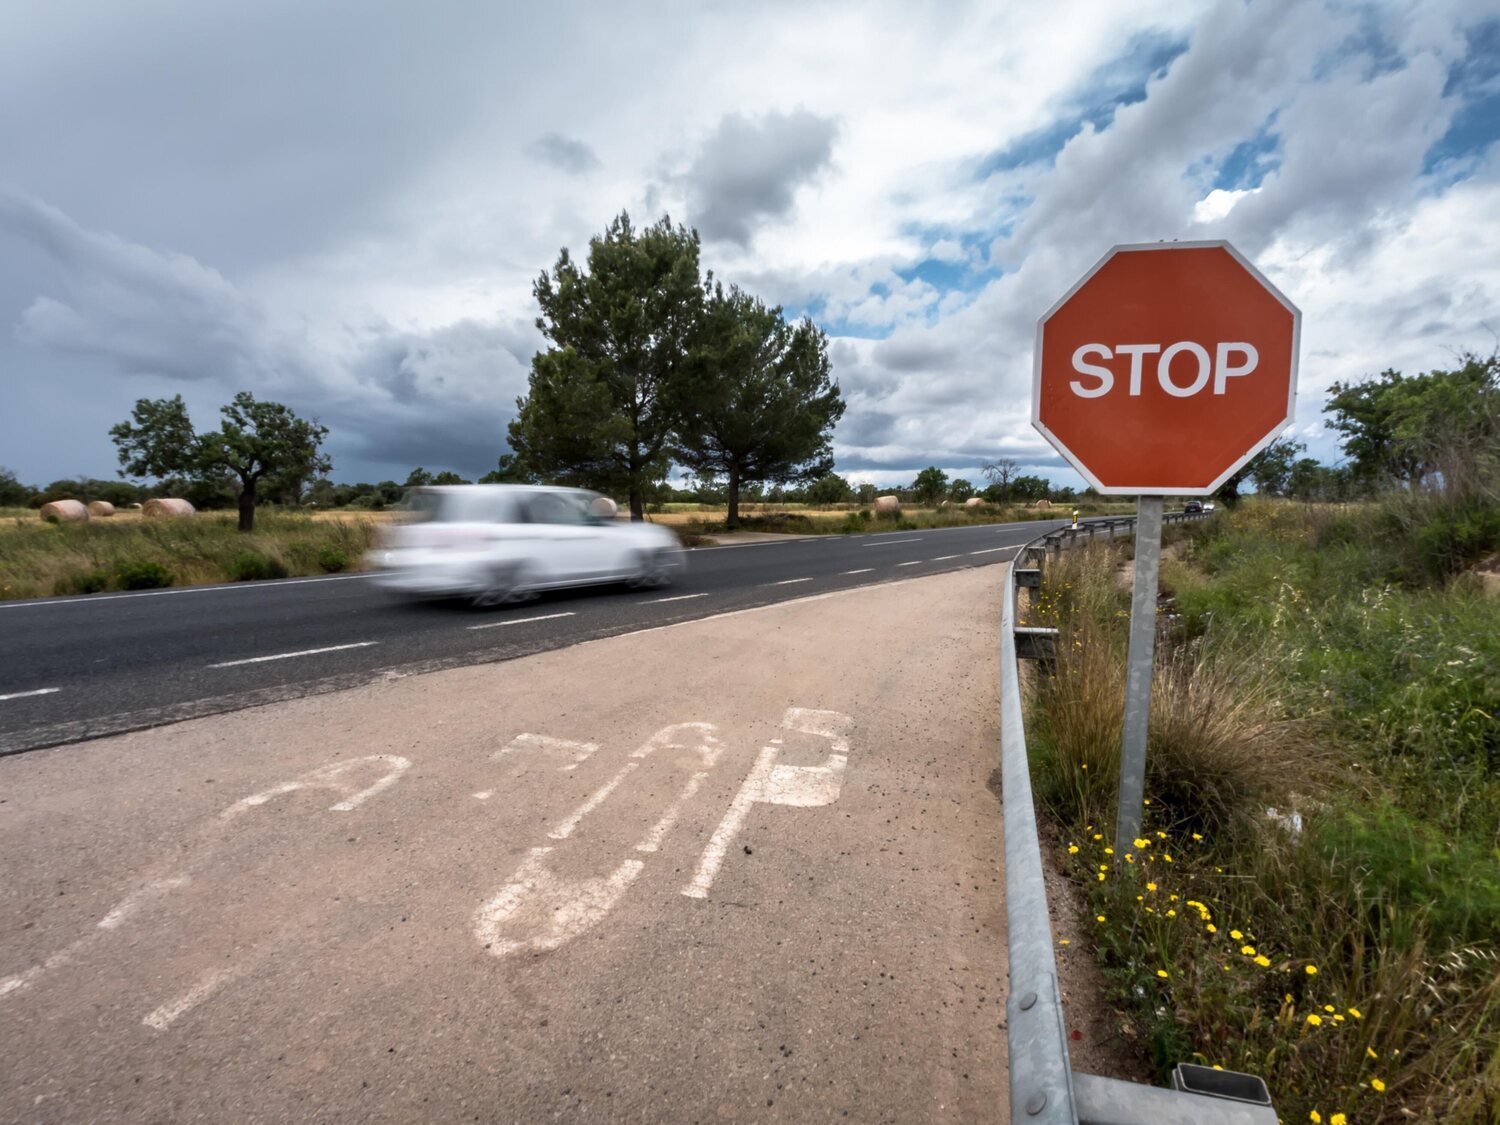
1032,241,1300,494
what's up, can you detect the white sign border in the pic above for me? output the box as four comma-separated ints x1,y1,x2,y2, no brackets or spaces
1030,239,1302,496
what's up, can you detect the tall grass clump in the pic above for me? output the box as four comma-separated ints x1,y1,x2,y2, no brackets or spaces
0,510,382,599
1025,500,1499,1123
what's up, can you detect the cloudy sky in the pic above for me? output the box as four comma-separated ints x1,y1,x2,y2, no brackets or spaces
2,0,1498,489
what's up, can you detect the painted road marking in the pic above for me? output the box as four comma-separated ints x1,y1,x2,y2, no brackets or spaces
841,568,874,575
767,577,812,586
494,732,598,772
969,547,1013,555
143,962,255,1031
477,723,724,957
862,537,925,546
0,687,60,702
468,611,576,630
897,560,924,567
932,555,961,561
221,755,411,818
684,708,852,899
648,593,708,603
0,572,375,610
208,642,377,669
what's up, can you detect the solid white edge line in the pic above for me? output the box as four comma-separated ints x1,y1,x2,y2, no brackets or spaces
0,687,61,702
468,611,577,630
207,641,379,669
648,593,709,603
1,572,375,610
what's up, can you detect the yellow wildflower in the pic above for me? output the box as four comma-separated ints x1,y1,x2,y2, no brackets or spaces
1305,964,1318,976
1230,930,1243,940
1365,1047,1377,1060
1309,1112,1322,1124
1206,923,1217,933
1124,854,1135,863
1156,969,1168,978
1133,837,1150,849
1095,915,1105,923
1254,955,1271,968
1156,830,1167,839
1349,1007,1362,1020
1323,1004,1336,1013
1103,847,1114,855
1146,882,1158,892
1068,845,1079,855
1305,1014,1322,1027
1092,833,1103,841
1370,1078,1385,1092
1097,872,1106,881
1240,945,1256,956
1166,909,1177,918
1330,1115,1346,1125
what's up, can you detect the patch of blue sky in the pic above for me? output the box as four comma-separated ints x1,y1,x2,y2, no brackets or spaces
1313,5,1405,82
1211,117,1281,191
1425,18,1500,174
975,29,1189,178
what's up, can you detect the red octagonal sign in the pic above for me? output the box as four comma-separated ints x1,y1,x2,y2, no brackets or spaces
1033,241,1300,494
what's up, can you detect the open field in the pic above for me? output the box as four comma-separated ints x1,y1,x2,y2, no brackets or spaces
1025,500,1499,1124
0,509,389,599
651,500,1137,532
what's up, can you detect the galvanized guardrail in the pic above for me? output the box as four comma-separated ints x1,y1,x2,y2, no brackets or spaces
1000,512,1277,1124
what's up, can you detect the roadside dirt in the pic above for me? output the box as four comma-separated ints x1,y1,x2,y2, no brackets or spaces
2,565,1035,1123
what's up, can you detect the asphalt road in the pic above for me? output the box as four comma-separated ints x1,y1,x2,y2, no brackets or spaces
0,518,1073,754
1,564,1013,1123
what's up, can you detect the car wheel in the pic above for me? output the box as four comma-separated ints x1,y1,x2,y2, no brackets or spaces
629,548,676,590
471,564,536,608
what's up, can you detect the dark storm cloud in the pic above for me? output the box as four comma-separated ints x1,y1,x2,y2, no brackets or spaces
527,134,602,175
684,111,839,246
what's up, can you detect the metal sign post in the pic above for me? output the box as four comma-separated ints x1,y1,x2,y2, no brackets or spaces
1114,496,1162,857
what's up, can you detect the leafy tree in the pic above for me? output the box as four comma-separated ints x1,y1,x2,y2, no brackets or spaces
430,470,472,485
672,283,842,528
981,458,1018,502
912,466,949,506
404,467,434,487
0,467,33,507
805,472,854,507
1009,474,1051,503
949,478,975,502
1049,485,1076,503
510,212,705,520
1248,437,1307,497
1324,369,1425,489
111,392,330,531
856,481,878,505
477,453,535,484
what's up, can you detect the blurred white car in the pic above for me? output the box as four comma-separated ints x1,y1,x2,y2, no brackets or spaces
366,485,684,607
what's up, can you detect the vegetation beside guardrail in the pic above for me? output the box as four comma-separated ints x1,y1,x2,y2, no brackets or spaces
1023,501,1499,1125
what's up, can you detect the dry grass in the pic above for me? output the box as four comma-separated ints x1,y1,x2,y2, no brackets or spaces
0,509,385,598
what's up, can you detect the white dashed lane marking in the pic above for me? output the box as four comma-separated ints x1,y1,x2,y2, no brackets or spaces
648,593,709,604
468,612,577,631
207,642,378,669
840,569,874,575
0,687,60,702
766,578,813,586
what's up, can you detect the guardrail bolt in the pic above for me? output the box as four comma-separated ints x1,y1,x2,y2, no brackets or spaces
1019,991,1037,1011
1025,1091,1047,1116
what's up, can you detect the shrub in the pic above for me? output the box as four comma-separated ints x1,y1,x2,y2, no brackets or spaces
114,559,172,589
227,551,289,582
317,546,348,573
55,569,109,596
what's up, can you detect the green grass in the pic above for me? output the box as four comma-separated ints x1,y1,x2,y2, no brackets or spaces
1026,500,1500,1123
0,509,382,599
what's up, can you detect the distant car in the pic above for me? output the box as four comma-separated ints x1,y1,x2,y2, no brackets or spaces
1202,502,1216,513
366,485,684,607
1183,500,1204,514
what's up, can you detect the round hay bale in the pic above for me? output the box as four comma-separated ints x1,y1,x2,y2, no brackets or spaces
939,500,952,510
40,499,89,523
1031,498,1053,509
86,500,116,517
143,498,196,519
589,496,619,519
964,497,984,510
874,495,901,516
130,502,144,509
